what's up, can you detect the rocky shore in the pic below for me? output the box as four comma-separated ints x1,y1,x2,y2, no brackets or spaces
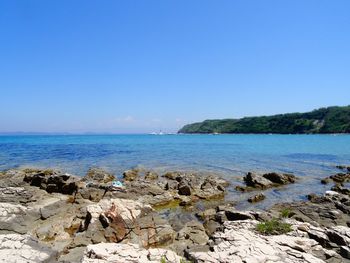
0,166,349,262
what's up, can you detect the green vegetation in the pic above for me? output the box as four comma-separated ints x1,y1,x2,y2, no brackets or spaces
256,218,292,235
280,208,292,218
178,106,350,134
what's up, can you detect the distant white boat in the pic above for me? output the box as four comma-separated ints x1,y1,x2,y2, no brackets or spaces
149,130,164,135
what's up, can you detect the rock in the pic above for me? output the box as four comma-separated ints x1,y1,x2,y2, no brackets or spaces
326,226,350,247
178,182,191,196
77,187,105,202
321,178,332,184
0,234,57,263
262,172,296,185
131,214,176,247
340,245,350,259
238,171,297,192
23,172,78,195
82,168,115,184
329,173,350,184
187,220,338,263
163,171,183,181
248,193,266,203
307,229,330,247
144,171,159,180
335,165,350,172
0,203,33,234
244,172,274,189
176,220,209,246
123,169,139,181
99,203,127,242
196,209,216,221
164,180,178,190
0,187,33,204
81,243,183,263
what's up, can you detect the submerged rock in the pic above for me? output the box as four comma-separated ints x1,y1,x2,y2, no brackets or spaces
248,193,266,203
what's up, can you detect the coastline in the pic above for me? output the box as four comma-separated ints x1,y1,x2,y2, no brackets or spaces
0,166,349,262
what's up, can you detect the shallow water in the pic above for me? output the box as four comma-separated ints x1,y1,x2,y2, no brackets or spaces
1,134,349,209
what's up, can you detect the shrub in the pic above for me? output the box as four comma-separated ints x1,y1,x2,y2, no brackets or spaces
256,218,292,235
280,208,292,218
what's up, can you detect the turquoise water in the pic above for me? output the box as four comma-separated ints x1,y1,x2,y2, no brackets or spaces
1,134,349,209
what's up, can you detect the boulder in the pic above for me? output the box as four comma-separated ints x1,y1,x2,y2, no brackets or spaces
178,182,191,196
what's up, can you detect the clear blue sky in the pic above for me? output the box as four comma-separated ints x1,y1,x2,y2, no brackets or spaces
1,1,349,133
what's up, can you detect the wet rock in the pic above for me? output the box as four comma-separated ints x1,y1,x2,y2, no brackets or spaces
123,169,139,181
248,193,266,203
321,178,332,184
0,234,57,263
331,184,350,195
244,172,273,189
262,172,296,185
237,171,297,192
82,168,115,184
327,173,350,184
335,165,350,172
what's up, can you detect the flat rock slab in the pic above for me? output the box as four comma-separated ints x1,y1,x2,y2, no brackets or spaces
81,242,183,263
0,234,57,263
187,220,342,263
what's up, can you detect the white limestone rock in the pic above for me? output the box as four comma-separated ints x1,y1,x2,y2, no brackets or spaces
0,234,57,263
81,242,183,263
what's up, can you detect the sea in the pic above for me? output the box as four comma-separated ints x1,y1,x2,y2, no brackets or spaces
1,134,349,209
